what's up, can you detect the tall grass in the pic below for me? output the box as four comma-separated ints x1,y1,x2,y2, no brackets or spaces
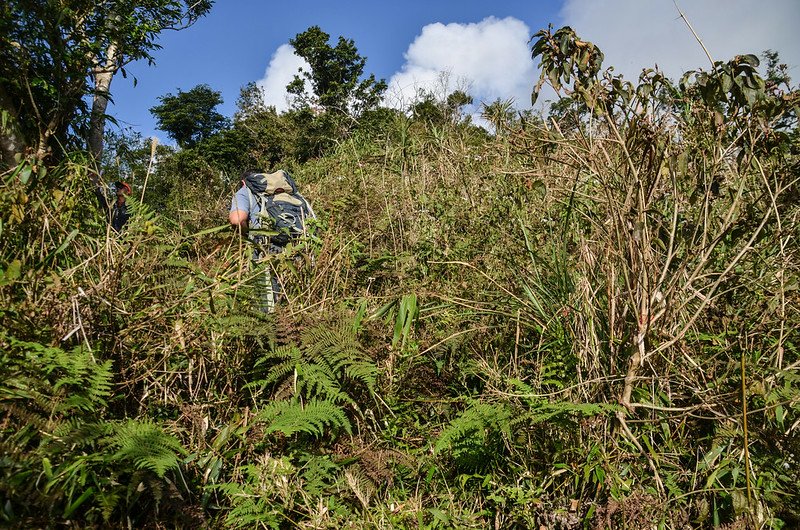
1,38,798,529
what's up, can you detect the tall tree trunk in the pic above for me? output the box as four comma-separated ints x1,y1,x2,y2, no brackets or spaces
88,42,119,162
0,86,25,170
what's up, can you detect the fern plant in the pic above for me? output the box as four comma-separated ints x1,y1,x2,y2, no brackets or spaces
434,400,514,473
105,419,187,477
248,318,377,406
209,456,296,529
255,398,352,438
210,449,358,528
0,334,189,526
239,319,378,444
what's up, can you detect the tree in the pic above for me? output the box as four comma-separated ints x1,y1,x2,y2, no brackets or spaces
287,26,387,118
150,84,229,148
281,27,388,159
0,0,212,169
762,49,791,93
234,83,292,166
234,81,270,122
410,89,474,127
481,98,516,135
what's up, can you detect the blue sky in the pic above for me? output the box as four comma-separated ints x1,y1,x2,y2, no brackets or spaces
109,0,800,143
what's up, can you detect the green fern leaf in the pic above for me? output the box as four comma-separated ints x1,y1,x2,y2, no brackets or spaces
251,319,377,405
105,419,187,478
435,401,513,455
296,363,352,404
256,399,351,438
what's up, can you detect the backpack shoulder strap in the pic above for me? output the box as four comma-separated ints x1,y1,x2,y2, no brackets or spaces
243,185,267,230
295,193,316,220
243,185,256,211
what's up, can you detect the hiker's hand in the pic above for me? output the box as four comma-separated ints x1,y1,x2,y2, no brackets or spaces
229,210,249,235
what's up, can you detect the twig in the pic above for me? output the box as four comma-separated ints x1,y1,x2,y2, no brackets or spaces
417,326,490,357
140,137,158,201
741,351,753,507
673,1,715,67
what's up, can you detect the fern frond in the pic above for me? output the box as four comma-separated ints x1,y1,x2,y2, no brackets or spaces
433,400,517,473
245,345,302,397
6,338,112,413
122,196,161,234
209,459,294,529
343,360,377,391
223,498,281,530
514,397,620,426
96,488,123,523
435,401,513,455
105,419,187,478
301,320,364,370
55,358,114,413
0,401,50,433
251,319,377,405
298,454,340,497
259,345,302,386
52,418,110,447
508,379,620,424
299,320,376,394
344,465,375,511
296,363,351,404
255,399,351,438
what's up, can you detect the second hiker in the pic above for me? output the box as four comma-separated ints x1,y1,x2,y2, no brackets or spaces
95,179,132,232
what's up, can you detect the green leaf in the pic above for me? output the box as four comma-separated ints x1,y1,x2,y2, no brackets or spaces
19,167,31,185
776,404,785,428
429,507,451,525
721,73,733,94
740,54,759,67
2,259,21,283
63,487,94,518
188,224,230,238
52,229,79,258
42,457,53,480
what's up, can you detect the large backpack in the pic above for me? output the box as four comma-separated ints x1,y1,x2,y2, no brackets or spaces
242,170,315,247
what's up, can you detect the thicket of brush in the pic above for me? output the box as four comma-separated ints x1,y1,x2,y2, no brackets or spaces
1,27,799,529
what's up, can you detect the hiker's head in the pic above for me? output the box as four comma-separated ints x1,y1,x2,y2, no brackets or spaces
114,181,132,200
241,169,262,183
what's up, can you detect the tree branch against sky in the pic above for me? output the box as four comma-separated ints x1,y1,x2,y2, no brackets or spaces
0,0,212,170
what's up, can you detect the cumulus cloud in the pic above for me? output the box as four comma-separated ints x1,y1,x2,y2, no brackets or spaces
386,17,537,111
256,44,310,112
560,0,800,83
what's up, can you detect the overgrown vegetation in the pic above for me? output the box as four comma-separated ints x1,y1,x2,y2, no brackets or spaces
1,17,798,530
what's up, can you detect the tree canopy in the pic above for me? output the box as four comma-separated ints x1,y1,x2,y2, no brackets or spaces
0,0,212,169
287,26,387,117
150,84,229,148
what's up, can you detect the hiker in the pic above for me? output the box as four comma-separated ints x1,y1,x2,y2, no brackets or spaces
95,179,132,232
229,169,315,311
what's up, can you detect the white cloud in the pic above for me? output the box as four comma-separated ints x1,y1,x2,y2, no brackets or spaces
256,44,310,112
385,17,537,112
560,0,800,84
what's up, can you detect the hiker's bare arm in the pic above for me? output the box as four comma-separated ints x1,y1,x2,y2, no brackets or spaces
229,210,249,232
